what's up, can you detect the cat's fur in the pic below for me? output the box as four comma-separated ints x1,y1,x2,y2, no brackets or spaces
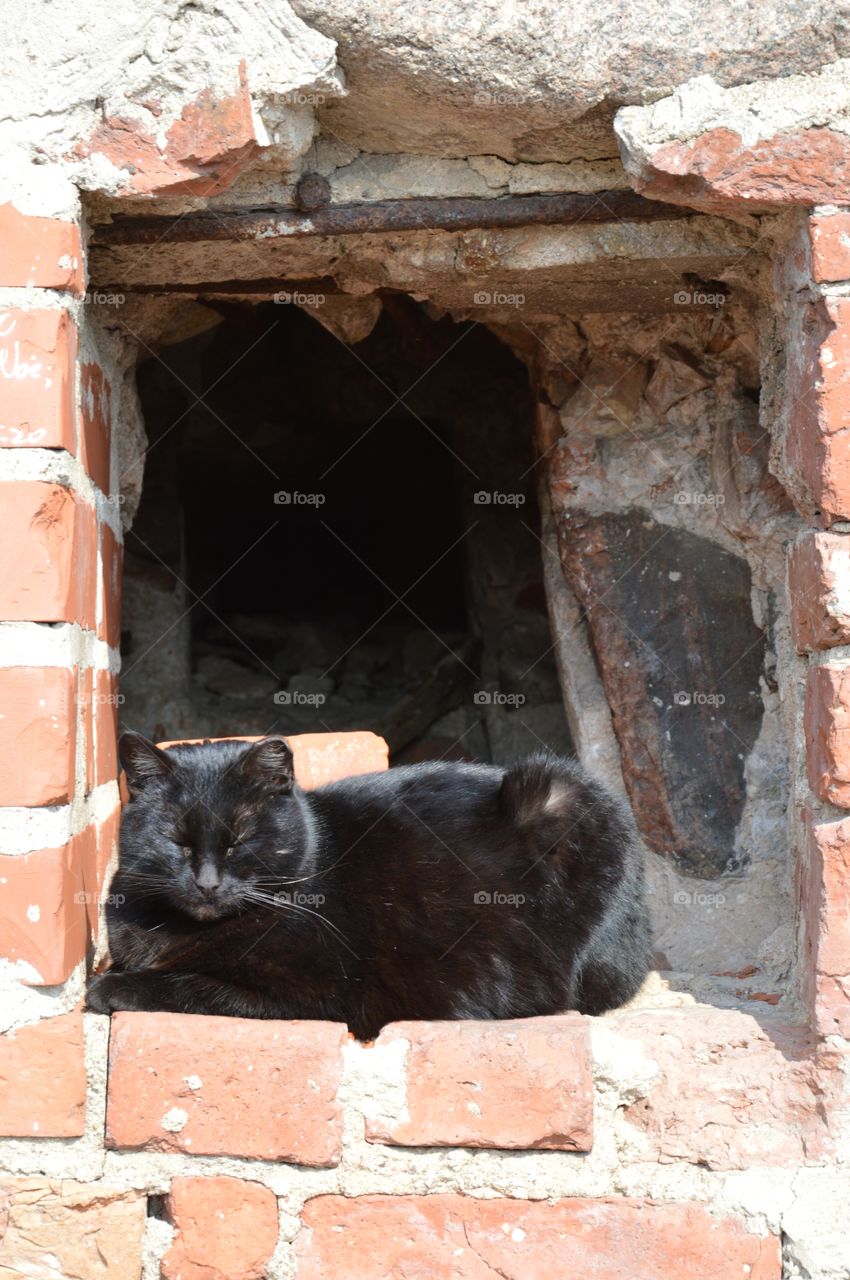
86,734,650,1038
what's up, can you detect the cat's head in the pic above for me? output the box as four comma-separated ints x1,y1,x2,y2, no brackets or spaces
118,733,313,922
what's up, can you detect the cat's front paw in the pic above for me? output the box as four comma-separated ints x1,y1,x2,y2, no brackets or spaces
86,970,148,1014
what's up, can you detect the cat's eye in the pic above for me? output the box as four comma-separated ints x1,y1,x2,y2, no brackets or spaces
177,844,192,857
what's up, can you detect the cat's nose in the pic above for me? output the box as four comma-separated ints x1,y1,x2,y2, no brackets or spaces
196,863,221,896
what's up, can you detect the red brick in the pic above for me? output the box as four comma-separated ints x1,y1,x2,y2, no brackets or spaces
0,1178,144,1279
802,814,850,1037
0,309,76,450
0,666,77,806
367,1015,592,1151
79,66,259,198
0,836,90,983
150,731,389,791
0,482,97,626
786,297,850,526
809,210,850,284
162,1176,279,1280
293,1195,781,1280
106,1012,346,1164
0,1011,86,1136
0,205,83,292
79,362,112,493
81,805,120,940
614,1007,828,1168
98,522,123,647
79,665,94,794
788,530,850,651
94,667,120,787
805,664,850,807
634,125,850,215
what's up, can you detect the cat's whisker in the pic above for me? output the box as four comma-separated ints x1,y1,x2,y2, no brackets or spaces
240,889,354,951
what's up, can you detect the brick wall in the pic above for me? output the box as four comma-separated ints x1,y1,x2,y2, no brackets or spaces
0,159,850,1276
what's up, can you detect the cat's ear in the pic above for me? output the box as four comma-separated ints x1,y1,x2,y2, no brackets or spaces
119,732,174,797
241,736,295,795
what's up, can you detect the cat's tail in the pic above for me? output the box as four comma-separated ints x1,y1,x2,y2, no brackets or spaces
499,752,585,828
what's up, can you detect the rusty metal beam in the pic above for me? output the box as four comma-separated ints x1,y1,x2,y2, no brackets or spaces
91,190,692,247
94,277,343,296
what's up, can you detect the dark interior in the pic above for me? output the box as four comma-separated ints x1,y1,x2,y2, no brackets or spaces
122,295,572,763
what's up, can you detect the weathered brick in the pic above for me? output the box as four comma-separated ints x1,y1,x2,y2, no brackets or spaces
106,1012,346,1165
0,481,97,626
805,664,850,808
809,210,850,284
162,1176,279,1280
0,1012,86,1136
786,297,850,526
0,1178,144,1278
0,666,77,806
148,731,389,792
79,664,94,794
293,1195,781,1279
0,204,83,292
367,1015,592,1150
0,836,89,983
0,309,77,450
614,1007,828,1168
80,71,259,198
802,814,850,1037
81,805,120,940
789,530,850,651
98,521,123,648
94,667,120,787
79,362,112,494
632,125,850,216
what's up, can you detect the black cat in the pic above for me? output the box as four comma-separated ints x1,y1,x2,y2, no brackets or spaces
86,734,650,1039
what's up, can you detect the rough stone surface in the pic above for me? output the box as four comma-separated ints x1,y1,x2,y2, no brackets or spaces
0,1178,145,1280
105,1012,347,1165
162,1176,280,1280
292,1,850,163
293,1194,781,1278
366,1015,592,1151
553,509,764,876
